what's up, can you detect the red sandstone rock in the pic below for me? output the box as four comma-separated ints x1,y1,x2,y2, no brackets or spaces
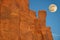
0,0,53,40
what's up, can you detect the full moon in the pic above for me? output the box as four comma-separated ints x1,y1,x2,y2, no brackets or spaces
49,4,57,12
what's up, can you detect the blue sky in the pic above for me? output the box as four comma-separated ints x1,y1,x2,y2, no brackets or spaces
29,0,60,40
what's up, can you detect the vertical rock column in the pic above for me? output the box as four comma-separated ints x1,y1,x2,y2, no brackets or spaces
34,10,46,40
38,10,46,28
38,10,48,40
38,10,53,40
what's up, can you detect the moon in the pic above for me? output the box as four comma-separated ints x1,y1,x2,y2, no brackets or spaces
49,4,57,12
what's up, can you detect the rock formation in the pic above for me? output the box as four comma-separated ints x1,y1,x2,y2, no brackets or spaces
0,0,53,40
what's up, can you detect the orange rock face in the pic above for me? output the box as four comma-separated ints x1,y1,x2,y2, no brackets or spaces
0,0,53,40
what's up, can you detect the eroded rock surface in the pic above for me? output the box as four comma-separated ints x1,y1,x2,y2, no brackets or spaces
0,0,53,40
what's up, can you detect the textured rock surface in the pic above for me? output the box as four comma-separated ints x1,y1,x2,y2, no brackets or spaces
0,0,53,40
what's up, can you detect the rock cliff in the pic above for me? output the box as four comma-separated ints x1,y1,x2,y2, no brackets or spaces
0,0,53,40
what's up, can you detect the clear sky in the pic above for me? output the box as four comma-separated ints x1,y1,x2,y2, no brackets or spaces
29,0,60,40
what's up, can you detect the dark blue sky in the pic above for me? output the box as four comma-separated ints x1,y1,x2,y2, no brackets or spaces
29,0,60,40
